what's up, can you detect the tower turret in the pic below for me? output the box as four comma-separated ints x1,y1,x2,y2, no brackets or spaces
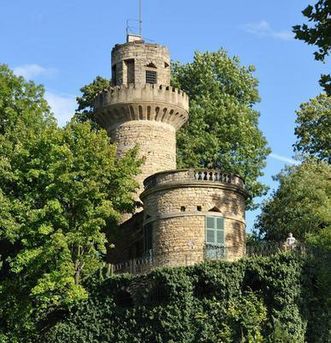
94,36,189,208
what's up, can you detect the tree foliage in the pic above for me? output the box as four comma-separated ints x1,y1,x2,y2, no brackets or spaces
172,51,270,207
255,159,331,242
0,65,141,337
74,76,111,127
43,254,310,343
0,64,54,136
294,94,331,163
293,0,331,94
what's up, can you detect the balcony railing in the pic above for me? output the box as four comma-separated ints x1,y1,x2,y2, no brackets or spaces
143,169,245,191
100,243,307,276
205,244,226,260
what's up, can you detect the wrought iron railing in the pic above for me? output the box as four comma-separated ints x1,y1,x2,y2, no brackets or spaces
204,244,226,260
99,243,307,276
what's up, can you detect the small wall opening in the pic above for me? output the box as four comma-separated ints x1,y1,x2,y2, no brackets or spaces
146,62,157,69
129,105,135,118
208,206,221,213
146,70,157,84
138,105,143,119
197,206,202,212
180,206,186,212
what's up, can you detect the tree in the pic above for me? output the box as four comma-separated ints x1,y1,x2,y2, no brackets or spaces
293,0,331,94
74,76,111,127
0,66,141,337
294,94,331,163
172,51,270,207
0,64,54,136
255,159,331,242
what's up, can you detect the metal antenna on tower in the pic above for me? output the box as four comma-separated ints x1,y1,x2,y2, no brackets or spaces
125,0,143,40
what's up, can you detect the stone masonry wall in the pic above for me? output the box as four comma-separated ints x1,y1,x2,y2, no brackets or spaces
112,41,170,86
142,183,246,266
111,120,176,205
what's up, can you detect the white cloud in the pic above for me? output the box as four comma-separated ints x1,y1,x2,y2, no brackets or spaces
243,20,293,41
45,91,76,127
269,153,299,165
13,64,57,80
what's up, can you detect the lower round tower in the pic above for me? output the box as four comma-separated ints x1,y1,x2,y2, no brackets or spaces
141,170,248,266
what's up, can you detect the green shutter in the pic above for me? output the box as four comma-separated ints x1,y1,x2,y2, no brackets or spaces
216,218,224,244
206,229,215,243
205,216,224,245
206,217,214,228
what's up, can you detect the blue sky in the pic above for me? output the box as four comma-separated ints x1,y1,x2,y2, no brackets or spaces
0,0,329,231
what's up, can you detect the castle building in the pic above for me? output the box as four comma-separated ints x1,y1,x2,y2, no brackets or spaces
94,35,248,272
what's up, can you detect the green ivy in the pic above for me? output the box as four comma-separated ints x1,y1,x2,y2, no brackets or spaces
42,254,297,342
3,252,329,342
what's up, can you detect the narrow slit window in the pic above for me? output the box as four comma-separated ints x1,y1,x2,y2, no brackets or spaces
144,222,153,253
112,64,117,85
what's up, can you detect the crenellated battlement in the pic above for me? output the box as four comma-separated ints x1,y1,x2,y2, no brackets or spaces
95,84,189,109
94,84,189,131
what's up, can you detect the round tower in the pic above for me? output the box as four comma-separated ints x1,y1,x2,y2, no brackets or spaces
94,36,189,208
141,170,248,266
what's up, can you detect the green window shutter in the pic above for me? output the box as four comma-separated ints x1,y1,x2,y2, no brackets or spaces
205,216,224,245
206,217,214,229
206,229,215,244
216,218,224,244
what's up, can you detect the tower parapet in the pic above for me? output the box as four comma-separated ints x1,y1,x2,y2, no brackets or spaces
95,84,189,132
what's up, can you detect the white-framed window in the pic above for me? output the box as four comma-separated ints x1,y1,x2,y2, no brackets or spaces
205,216,225,259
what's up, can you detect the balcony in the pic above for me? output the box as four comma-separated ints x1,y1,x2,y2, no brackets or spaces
101,242,304,275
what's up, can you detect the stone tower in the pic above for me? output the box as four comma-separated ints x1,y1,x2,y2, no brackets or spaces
94,35,189,208
94,35,248,271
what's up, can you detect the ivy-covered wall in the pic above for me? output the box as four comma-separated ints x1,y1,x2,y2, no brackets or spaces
39,253,328,343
